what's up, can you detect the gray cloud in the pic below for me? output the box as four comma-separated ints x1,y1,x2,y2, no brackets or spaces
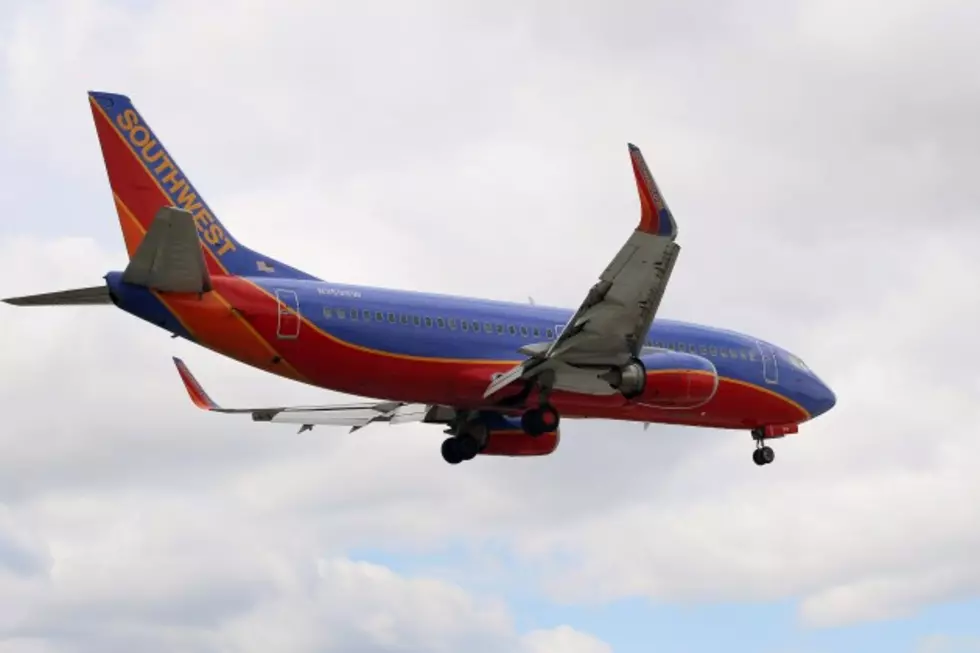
0,0,978,647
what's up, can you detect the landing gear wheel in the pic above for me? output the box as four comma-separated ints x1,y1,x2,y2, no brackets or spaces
521,404,561,436
441,436,480,465
752,446,775,466
441,438,463,465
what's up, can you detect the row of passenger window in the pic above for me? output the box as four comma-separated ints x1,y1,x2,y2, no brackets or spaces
652,340,758,361
323,306,559,339
322,306,757,361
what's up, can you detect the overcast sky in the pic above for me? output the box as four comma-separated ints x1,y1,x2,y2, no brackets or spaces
1,0,979,651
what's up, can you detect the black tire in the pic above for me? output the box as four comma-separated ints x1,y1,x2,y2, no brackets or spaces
521,405,561,437
441,437,463,464
752,449,765,466
539,404,560,431
759,446,775,464
456,436,479,461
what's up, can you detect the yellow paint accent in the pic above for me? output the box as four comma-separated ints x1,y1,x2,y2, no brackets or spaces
110,193,307,383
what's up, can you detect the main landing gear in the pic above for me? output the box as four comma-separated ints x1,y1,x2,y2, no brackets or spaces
441,435,480,465
751,427,775,466
521,404,560,436
439,403,562,465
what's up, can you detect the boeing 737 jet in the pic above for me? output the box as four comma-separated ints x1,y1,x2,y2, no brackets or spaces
3,92,836,466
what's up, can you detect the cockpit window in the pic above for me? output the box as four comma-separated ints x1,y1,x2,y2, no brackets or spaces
786,353,809,371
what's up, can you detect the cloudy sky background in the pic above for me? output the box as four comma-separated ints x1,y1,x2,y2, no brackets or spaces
1,0,979,651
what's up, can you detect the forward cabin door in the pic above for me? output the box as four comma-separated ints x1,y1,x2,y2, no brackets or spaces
756,341,778,385
275,288,301,339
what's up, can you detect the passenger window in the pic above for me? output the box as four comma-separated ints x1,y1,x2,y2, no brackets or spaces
400,314,409,325
546,329,554,338
484,323,493,333
496,324,504,334
709,346,718,356
520,326,529,337
448,318,457,330
387,312,396,323
533,327,541,337
363,309,372,321
424,317,433,328
375,311,384,322
323,308,332,319
437,318,446,328
337,309,347,319
729,348,739,358
720,347,728,358
413,316,421,326
473,320,481,332
700,345,708,355
748,350,757,361
690,343,697,352
740,350,748,360
461,321,469,331
350,309,359,321
508,325,517,335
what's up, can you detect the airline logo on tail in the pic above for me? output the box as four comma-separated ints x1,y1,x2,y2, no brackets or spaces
95,96,237,258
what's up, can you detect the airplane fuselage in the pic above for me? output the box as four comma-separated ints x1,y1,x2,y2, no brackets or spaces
106,271,836,430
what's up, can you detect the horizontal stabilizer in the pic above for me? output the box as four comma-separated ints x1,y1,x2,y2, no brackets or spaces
2,285,111,306
122,207,212,293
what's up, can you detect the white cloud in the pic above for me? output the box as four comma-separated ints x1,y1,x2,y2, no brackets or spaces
918,635,980,653
522,625,613,653
1,0,979,647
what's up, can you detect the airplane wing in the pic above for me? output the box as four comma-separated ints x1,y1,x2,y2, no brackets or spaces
484,143,681,398
173,357,437,433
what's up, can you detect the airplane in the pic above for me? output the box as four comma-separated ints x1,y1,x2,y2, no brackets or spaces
2,91,837,467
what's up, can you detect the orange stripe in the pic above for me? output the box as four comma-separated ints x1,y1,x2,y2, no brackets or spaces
110,195,307,382
176,364,213,409
90,98,308,382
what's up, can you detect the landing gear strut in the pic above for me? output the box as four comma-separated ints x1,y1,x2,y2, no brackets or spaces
751,428,775,466
521,373,560,437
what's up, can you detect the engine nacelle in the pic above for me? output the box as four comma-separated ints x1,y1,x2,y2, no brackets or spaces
469,412,561,457
620,351,719,409
601,359,648,398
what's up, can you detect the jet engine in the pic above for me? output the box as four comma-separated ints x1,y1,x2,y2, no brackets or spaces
605,351,719,408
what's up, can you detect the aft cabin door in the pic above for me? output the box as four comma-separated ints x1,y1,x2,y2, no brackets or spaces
275,289,301,339
757,341,778,385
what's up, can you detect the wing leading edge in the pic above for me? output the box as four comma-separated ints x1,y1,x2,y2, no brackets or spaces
173,358,435,433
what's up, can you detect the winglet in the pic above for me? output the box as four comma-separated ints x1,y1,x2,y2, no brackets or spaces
173,357,220,410
628,143,678,238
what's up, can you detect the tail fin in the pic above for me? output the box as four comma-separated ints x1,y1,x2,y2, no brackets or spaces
87,91,317,281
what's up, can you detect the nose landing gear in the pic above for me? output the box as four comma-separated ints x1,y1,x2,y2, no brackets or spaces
751,427,776,466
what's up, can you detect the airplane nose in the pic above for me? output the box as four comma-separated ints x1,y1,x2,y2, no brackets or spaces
810,375,837,417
